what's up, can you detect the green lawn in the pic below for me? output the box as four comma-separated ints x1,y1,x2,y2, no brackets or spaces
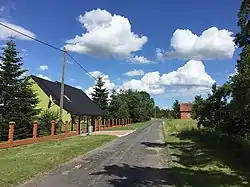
104,122,147,131
0,135,116,187
163,119,249,187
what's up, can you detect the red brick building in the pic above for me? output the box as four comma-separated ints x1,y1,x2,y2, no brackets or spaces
180,103,192,120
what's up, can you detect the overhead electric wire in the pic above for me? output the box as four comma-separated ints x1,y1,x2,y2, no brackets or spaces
0,22,64,52
0,22,212,95
65,52,97,80
0,22,97,81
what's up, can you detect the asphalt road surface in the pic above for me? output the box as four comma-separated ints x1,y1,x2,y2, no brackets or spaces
20,120,168,187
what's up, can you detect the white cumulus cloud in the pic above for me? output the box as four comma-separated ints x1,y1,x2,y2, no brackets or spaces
128,55,151,64
37,74,51,81
157,27,236,61
124,69,144,77
39,65,48,71
120,60,215,95
85,73,116,98
65,9,148,59
0,20,36,40
88,70,103,78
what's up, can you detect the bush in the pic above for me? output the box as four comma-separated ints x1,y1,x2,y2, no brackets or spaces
37,109,59,136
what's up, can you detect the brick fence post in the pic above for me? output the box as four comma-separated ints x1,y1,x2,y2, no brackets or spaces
33,121,38,139
94,119,98,131
65,121,69,135
76,120,79,135
98,119,101,131
8,121,15,144
51,120,55,136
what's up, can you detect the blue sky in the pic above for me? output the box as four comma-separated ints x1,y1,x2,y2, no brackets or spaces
0,0,241,108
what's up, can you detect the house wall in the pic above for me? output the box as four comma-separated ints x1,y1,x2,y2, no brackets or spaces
181,112,191,120
29,78,71,122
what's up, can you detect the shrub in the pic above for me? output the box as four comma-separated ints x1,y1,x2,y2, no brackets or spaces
37,109,59,136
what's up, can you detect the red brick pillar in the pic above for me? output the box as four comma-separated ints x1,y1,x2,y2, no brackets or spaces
76,120,79,135
65,121,69,135
94,119,98,131
104,119,106,129
8,121,15,144
99,119,101,130
51,120,55,136
33,121,38,139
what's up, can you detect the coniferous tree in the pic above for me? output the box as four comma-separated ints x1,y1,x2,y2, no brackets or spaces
91,77,109,112
0,40,39,140
172,100,180,119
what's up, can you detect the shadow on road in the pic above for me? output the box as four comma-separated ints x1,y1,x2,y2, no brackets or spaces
90,133,249,186
140,141,167,148
91,163,245,187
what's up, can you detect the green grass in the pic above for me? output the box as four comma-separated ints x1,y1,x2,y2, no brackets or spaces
163,119,249,187
0,135,116,187
104,122,147,131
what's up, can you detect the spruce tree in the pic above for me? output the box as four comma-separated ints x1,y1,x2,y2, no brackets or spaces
172,100,180,119
91,77,109,112
0,40,39,140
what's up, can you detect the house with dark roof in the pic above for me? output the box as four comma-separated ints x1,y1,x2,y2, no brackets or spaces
180,103,192,120
29,75,105,123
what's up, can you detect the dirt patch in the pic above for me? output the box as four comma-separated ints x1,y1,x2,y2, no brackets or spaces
92,130,135,137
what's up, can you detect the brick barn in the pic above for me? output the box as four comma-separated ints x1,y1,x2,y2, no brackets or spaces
180,103,192,120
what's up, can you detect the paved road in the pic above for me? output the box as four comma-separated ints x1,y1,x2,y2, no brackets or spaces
20,120,168,187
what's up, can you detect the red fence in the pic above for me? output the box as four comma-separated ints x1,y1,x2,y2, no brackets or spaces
94,118,133,131
0,118,133,149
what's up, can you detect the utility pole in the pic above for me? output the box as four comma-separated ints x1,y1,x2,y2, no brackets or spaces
59,47,66,127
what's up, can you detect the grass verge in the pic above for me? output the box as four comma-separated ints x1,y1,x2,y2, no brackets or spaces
0,135,116,187
104,122,147,131
163,119,249,187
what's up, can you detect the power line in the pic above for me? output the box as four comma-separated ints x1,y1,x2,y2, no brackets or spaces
0,22,97,81
0,22,63,52
66,52,97,80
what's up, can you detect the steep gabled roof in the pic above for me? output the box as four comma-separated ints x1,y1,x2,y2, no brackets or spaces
31,75,106,116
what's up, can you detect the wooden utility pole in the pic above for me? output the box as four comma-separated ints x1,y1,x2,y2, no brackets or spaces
59,47,66,126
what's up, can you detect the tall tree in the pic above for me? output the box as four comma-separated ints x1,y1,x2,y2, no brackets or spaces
108,89,155,122
0,40,39,140
172,100,180,119
116,101,129,119
91,77,109,112
234,0,249,48
108,90,123,118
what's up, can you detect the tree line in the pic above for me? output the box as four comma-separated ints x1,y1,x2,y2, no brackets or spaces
191,0,250,138
90,77,156,122
90,78,181,122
